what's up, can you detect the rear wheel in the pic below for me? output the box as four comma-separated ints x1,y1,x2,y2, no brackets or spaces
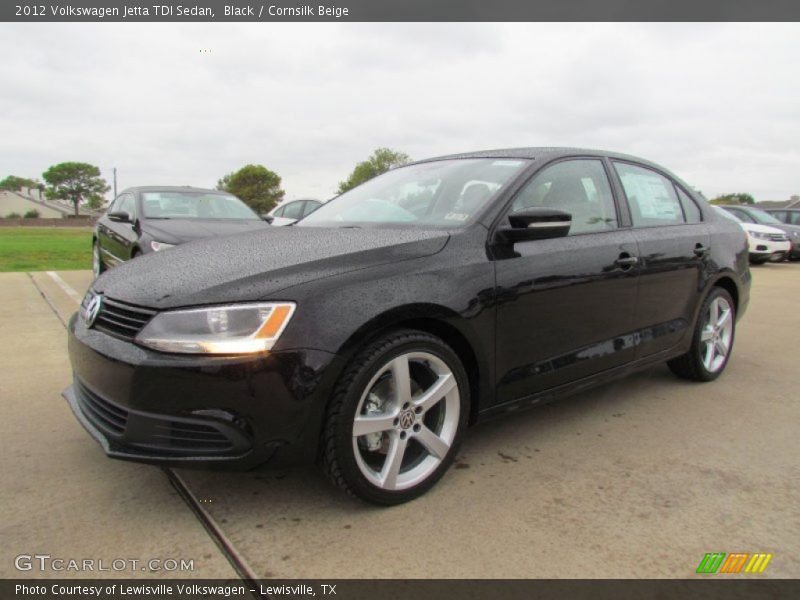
92,241,105,278
322,330,469,505
668,287,736,382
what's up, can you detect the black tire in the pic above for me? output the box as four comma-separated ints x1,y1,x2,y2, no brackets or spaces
668,287,736,382
322,329,469,505
749,257,768,265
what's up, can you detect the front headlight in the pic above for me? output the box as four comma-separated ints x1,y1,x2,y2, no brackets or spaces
150,240,176,252
748,231,770,240
135,302,295,354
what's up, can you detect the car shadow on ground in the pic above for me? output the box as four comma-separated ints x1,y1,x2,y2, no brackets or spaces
176,364,679,514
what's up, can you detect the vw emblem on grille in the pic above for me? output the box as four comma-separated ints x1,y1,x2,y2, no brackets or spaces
85,294,103,328
399,410,415,430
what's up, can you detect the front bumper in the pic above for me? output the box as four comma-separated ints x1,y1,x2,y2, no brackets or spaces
66,312,344,468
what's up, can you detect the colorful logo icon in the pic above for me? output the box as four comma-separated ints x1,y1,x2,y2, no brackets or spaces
696,552,773,574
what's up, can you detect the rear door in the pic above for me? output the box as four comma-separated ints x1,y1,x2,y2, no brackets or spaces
610,161,710,359
493,158,640,405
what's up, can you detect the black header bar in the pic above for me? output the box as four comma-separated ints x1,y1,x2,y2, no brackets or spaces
4,0,800,22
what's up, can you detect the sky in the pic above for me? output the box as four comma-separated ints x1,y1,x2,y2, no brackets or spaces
2,22,799,202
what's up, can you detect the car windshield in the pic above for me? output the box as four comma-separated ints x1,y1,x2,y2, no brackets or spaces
141,191,259,220
298,158,530,228
747,208,783,225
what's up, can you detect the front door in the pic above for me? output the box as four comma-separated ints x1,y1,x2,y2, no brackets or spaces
493,158,640,406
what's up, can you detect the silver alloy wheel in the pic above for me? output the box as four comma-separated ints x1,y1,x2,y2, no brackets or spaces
92,244,101,278
352,351,460,491
700,296,734,373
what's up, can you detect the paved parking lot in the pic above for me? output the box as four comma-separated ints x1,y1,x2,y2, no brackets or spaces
2,264,798,579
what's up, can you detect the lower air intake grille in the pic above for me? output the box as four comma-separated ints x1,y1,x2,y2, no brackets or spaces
75,380,129,435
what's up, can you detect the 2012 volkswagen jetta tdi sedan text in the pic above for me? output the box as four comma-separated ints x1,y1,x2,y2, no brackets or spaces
65,148,750,505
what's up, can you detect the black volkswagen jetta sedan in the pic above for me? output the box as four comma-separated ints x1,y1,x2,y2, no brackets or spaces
92,186,269,278
66,148,750,505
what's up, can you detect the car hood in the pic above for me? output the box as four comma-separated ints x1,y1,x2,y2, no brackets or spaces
143,218,268,243
740,223,787,234
94,226,450,309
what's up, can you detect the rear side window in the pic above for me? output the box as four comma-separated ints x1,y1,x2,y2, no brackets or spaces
510,159,618,235
790,212,800,226
768,210,787,223
676,187,702,223
614,162,684,227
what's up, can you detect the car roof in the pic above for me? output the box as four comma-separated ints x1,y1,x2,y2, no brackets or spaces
411,146,666,170
120,186,231,195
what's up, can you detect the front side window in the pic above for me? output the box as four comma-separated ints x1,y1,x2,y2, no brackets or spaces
141,191,259,220
118,194,136,218
768,210,787,223
747,208,785,226
299,158,530,228
301,201,321,217
510,159,618,235
282,201,305,220
614,162,684,227
725,208,756,224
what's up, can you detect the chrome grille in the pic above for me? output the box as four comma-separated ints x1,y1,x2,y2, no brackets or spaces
94,297,156,341
769,233,788,242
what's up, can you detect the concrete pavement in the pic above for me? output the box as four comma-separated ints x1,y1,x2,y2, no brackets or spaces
2,264,798,579
0,272,238,579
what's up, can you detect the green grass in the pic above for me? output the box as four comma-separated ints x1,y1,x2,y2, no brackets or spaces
0,227,93,272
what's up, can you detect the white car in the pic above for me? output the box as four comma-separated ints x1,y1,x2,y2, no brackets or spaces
266,198,322,226
713,206,790,264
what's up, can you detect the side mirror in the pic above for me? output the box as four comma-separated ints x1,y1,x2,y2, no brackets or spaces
107,211,132,223
496,207,571,243
261,214,275,224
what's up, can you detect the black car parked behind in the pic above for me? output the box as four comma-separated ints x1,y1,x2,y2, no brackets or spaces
93,186,269,278
67,148,750,505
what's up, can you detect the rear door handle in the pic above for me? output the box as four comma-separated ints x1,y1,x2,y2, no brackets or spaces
694,244,709,257
615,254,639,269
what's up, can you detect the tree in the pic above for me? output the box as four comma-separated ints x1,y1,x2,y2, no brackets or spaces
337,148,412,194
42,162,109,216
709,193,755,205
0,175,39,191
215,173,232,192
217,164,284,213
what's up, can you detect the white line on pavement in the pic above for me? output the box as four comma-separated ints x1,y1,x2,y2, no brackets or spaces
46,271,84,304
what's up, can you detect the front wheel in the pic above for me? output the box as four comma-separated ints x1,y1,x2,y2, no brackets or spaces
668,287,736,382
322,330,469,505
